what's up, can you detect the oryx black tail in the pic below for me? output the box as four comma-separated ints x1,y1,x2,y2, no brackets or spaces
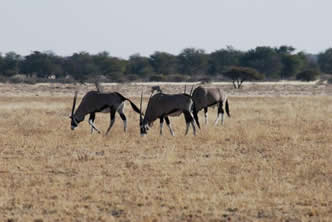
226,99,230,117
114,92,141,114
127,99,141,114
192,102,200,129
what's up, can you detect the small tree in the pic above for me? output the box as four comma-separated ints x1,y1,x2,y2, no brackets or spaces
296,70,320,81
1,52,22,77
224,66,264,88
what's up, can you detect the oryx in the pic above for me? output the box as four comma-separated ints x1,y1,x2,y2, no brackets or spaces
70,91,141,135
139,91,200,136
191,86,230,125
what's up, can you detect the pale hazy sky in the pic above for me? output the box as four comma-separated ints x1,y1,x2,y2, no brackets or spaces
1,0,331,58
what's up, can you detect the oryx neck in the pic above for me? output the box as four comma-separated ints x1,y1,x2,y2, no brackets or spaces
73,108,85,123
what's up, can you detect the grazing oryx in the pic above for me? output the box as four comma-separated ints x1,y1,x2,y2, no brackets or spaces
70,91,141,135
139,91,200,136
191,86,230,125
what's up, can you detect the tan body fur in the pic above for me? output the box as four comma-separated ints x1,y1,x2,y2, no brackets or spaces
192,86,230,125
74,91,123,121
141,93,200,136
71,91,140,134
144,93,193,124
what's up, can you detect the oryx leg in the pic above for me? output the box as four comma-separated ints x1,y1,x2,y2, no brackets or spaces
117,105,127,132
184,111,196,136
88,113,101,134
189,114,197,135
105,109,116,135
89,113,95,133
215,102,225,125
165,117,175,136
159,117,164,135
204,107,208,124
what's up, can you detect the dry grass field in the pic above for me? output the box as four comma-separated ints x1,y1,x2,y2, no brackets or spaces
1,82,332,221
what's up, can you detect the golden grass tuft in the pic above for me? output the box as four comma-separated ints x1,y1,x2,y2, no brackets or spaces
1,90,332,221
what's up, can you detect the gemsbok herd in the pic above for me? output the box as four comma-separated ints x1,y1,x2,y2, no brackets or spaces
70,85,231,136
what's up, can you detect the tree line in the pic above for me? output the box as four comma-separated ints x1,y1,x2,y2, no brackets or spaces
0,46,331,83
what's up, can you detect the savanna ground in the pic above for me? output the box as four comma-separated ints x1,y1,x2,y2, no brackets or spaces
0,82,332,221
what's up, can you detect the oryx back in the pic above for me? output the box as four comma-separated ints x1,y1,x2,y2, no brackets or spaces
74,91,122,121
144,93,193,124
192,86,226,111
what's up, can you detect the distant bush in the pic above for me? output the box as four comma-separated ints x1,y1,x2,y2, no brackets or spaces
107,72,126,82
8,74,27,84
0,75,38,84
8,76,39,84
187,75,213,83
56,77,76,84
24,78,39,84
149,74,167,82
166,74,189,82
126,74,140,82
296,70,320,81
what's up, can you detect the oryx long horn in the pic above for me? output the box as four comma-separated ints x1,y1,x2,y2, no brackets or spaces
71,91,78,117
190,85,194,96
140,91,143,122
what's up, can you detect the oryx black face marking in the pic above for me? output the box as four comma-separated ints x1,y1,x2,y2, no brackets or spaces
71,116,79,130
70,91,141,135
